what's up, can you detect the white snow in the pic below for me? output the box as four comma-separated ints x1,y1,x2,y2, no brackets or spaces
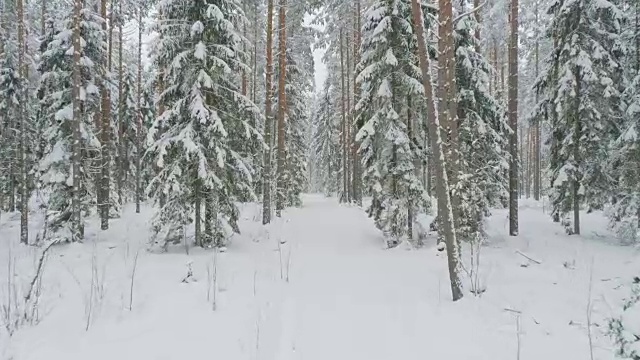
0,195,637,360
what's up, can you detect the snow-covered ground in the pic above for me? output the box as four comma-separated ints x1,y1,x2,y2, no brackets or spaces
0,194,638,360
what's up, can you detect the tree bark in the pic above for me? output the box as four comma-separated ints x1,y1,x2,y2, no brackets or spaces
339,29,347,203
573,67,581,235
72,0,83,242
352,0,362,206
410,0,463,301
17,0,28,244
508,0,519,236
345,29,352,203
118,0,125,203
533,0,541,201
100,0,111,230
275,0,287,217
135,8,142,214
262,0,275,225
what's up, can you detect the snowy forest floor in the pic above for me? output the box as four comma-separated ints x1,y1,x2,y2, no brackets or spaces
0,194,638,360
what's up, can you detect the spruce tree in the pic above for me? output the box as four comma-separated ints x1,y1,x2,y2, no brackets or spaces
148,0,260,248
356,0,431,245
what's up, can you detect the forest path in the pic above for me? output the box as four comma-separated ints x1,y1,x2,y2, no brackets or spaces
271,194,444,360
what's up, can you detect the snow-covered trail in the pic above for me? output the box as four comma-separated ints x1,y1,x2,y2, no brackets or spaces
272,195,447,360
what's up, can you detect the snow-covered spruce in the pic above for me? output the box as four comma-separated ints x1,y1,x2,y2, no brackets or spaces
356,0,431,245
610,277,640,360
36,7,107,240
534,0,626,235
147,0,261,249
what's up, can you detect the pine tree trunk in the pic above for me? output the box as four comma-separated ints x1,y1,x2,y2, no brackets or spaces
253,0,259,105
242,2,248,97
117,1,125,203
71,0,83,242
573,67,581,235
156,9,166,208
533,0,541,201
262,0,275,225
339,29,347,203
195,178,201,247
135,8,143,214
411,0,463,302
100,0,111,230
407,96,414,242
508,0,519,236
17,0,28,244
41,0,47,35
345,30,352,203
352,0,362,206
275,0,287,217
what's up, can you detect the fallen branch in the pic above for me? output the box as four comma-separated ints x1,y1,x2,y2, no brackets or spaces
25,239,59,303
516,250,542,265
504,308,522,314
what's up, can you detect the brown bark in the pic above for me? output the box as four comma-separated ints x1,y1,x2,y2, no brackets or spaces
573,67,581,235
508,0,519,235
72,0,83,242
262,0,275,225
345,29,352,203
410,0,463,301
242,2,248,97
353,0,362,206
275,0,287,217
100,0,111,230
340,29,347,203
533,0,541,201
118,0,125,202
17,0,28,244
135,8,142,214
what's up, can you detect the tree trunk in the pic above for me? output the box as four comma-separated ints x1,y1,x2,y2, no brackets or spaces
262,0,275,225
41,0,47,35
17,0,28,244
534,0,542,201
352,0,362,206
438,0,460,230
411,0,463,302
252,0,259,105
275,0,287,217
339,29,347,203
407,96,414,242
100,0,111,230
508,0,519,236
135,8,142,214
195,178,202,247
71,0,83,242
573,67,581,235
345,29,352,203
118,0,125,203
242,2,248,97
